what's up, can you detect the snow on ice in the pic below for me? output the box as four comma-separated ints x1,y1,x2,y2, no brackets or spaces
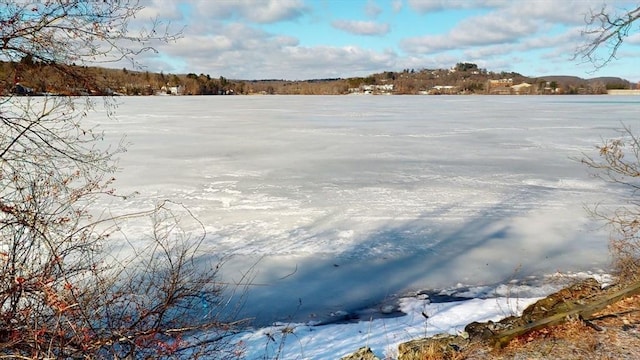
86,95,633,358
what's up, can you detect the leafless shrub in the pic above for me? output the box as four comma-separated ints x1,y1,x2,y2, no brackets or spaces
582,126,640,282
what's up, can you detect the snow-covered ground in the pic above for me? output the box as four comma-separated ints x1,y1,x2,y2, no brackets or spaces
87,95,634,358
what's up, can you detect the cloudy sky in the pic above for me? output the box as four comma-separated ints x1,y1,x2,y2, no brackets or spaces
131,0,640,81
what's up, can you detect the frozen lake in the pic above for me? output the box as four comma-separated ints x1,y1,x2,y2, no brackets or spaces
90,95,635,326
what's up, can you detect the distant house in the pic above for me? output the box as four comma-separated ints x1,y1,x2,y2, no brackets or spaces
488,78,513,87
376,84,394,92
359,84,394,94
607,89,640,95
487,78,514,94
160,84,183,95
429,85,457,95
511,82,532,95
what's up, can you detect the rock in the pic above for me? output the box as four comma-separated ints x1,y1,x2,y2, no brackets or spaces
340,346,379,360
398,334,468,360
465,316,523,341
380,304,396,314
465,321,497,341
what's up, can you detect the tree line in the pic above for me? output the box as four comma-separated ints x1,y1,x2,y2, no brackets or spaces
2,58,632,97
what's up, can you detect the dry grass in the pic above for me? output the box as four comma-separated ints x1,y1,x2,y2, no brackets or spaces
610,237,640,285
402,341,479,360
460,294,640,360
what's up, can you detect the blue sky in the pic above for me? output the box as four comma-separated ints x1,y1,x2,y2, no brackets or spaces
132,0,640,81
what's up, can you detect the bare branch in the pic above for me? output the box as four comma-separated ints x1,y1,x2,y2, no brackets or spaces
575,5,640,69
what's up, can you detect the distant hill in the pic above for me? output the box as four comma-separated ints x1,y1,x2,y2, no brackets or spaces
0,60,635,96
535,76,587,87
534,75,632,93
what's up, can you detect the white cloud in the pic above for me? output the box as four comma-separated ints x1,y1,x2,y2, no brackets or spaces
145,21,397,79
392,0,403,12
399,0,623,56
462,43,517,60
244,0,308,23
331,20,391,36
505,1,603,25
407,0,508,13
190,0,309,24
407,0,638,26
401,12,538,54
365,0,383,18
627,32,640,45
278,46,398,78
137,0,184,21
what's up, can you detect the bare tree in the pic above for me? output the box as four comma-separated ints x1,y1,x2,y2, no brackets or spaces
576,4,640,69
1,1,179,73
1,1,245,358
577,4,640,282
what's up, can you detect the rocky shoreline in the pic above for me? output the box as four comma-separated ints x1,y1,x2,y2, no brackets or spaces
341,277,640,359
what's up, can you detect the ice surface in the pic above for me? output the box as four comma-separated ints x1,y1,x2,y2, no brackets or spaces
87,95,635,326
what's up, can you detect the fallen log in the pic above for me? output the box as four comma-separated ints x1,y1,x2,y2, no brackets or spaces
491,279,640,348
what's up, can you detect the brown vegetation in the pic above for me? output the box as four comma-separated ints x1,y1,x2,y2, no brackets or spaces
2,59,632,97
